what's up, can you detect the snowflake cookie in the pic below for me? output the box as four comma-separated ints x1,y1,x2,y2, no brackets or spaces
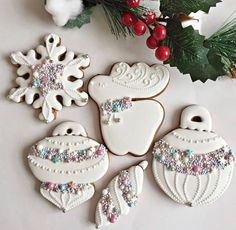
8,33,90,123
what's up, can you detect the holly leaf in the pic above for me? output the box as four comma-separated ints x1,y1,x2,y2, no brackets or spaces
162,20,225,82
65,8,93,28
160,0,221,17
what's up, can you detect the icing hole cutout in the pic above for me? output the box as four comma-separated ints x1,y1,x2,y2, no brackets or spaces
35,51,42,60
58,52,66,61
68,76,77,82
56,95,63,105
191,116,203,122
33,93,40,101
21,73,30,80
66,128,73,135
48,37,54,43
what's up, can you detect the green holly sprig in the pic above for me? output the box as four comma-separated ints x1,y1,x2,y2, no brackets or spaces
65,0,236,82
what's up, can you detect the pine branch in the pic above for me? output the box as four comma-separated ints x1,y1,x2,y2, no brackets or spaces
204,19,236,75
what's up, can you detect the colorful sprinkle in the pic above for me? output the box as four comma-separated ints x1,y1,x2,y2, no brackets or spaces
100,97,133,115
31,59,64,97
153,139,234,176
99,170,137,224
29,144,107,164
41,182,89,194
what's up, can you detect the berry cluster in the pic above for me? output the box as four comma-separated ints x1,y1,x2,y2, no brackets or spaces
121,0,170,61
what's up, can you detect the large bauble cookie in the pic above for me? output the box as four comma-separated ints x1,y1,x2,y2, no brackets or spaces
28,122,109,212
152,105,234,206
88,62,169,156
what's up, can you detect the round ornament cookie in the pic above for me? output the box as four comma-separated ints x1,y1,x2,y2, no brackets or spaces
95,161,148,228
28,122,109,212
88,62,169,156
8,33,90,123
152,105,234,206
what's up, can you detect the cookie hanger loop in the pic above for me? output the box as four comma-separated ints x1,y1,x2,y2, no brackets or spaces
180,105,212,132
52,121,87,137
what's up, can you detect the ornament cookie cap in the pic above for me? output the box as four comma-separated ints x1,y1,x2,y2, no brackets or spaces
27,122,109,211
8,34,90,123
88,62,169,156
152,105,234,206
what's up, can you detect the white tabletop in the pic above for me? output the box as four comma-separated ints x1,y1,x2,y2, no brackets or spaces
0,0,236,229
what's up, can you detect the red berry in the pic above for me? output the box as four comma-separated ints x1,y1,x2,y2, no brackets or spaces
127,0,140,8
145,12,156,24
153,25,167,41
133,21,146,36
146,36,159,49
122,13,134,26
155,46,170,61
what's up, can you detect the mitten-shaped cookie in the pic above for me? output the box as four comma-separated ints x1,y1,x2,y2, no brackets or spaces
95,161,148,228
88,62,169,156
28,122,109,212
152,105,234,206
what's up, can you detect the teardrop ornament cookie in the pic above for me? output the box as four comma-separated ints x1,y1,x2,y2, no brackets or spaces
95,160,148,228
28,122,109,211
152,105,234,206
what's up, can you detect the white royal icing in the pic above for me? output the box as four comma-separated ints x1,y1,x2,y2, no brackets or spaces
88,62,169,156
28,122,109,211
152,105,234,206
8,34,90,123
95,161,148,228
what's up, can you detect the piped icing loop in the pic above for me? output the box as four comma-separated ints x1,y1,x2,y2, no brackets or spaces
153,139,234,176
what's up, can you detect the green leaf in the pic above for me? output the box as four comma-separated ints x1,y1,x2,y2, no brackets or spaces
65,8,93,28
160,0,221,17
162,20,225,82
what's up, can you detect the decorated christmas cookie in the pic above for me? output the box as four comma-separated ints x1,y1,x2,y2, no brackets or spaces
95,161,148,228
28,122,109,212
88,62,169,156
8,33,90,123
152,105,234,206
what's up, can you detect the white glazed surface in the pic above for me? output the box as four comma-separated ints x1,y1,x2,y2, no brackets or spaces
95,161,148,228
40,183,95,212
28,122,109,184
1,1,236,229
152,105,234,206
8,33,90,123
89,62,169,155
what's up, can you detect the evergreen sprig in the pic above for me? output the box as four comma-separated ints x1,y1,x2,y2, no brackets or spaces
204,19,236,76
64,0,236,82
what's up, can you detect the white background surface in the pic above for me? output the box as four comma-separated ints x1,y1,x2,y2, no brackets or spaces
0,0,236,229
